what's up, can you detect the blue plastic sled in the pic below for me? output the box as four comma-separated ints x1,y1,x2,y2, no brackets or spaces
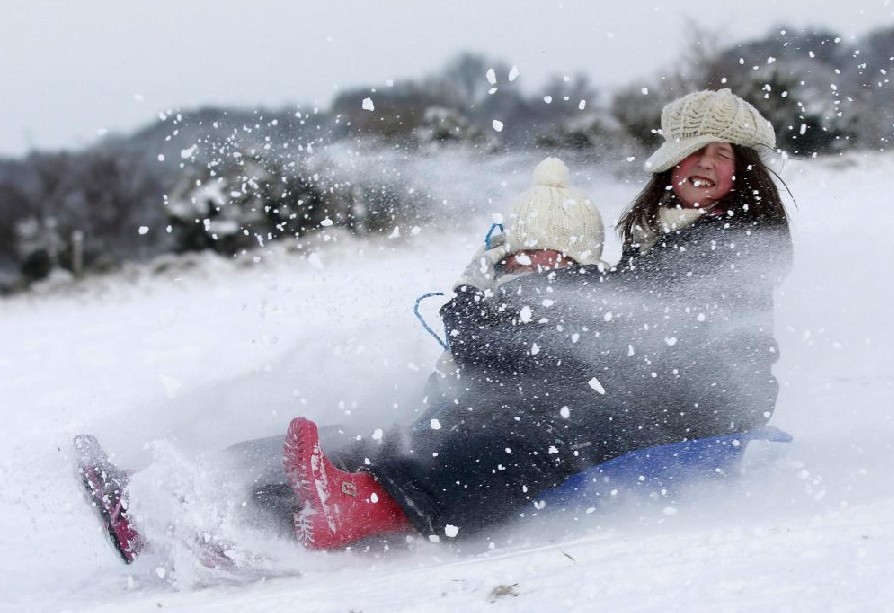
540,425,793,507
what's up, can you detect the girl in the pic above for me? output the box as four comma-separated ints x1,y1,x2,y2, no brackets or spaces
281,88,793,550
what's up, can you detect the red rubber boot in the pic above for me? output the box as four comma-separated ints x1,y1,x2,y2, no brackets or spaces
283,417,412,549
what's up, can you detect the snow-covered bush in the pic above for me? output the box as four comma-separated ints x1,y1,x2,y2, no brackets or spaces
166,151,338,255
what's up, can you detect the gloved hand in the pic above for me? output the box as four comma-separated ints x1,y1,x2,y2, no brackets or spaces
452,237,511,295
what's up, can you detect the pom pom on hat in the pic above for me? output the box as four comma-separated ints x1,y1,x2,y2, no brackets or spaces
505,157,604,266
532,157,569,187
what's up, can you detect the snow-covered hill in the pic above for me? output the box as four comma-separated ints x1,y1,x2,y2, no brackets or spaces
1,152,892,612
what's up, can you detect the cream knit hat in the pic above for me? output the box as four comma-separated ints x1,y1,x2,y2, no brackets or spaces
644,88,776,173
506,158,604,266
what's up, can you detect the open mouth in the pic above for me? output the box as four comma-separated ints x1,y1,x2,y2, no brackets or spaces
689,177,715,188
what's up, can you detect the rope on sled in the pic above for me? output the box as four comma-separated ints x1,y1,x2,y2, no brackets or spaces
413,292,449,350
415,222,503,350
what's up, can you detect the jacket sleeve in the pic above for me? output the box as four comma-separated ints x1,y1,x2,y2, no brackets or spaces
440,285,531,371
611,220,791,434
440,266,623,378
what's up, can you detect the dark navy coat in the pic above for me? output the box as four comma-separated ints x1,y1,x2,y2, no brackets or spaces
372,215,791,536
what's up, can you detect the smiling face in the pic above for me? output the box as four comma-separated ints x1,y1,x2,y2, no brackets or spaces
670,142,736,209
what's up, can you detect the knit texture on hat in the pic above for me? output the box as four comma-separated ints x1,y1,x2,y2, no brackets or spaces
506,157,604,265
644,88,776,173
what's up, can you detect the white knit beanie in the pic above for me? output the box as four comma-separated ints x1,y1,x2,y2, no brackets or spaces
644,88,776,173
505,158,604,266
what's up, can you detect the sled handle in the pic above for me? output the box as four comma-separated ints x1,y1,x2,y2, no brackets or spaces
484,222,504,250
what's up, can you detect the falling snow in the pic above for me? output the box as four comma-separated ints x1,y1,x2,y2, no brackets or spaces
2,152,893,612
588,377,606,394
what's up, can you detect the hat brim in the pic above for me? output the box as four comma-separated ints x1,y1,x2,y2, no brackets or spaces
643,135,727,174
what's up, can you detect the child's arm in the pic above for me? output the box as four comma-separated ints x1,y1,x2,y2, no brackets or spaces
451,242,511,295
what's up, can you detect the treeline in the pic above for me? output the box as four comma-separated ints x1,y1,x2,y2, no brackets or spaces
614,25,894,155
1,24,892,292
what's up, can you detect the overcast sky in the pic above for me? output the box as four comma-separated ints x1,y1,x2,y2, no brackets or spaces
2,0,892,156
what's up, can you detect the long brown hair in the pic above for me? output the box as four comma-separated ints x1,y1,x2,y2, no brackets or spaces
617,145,790,252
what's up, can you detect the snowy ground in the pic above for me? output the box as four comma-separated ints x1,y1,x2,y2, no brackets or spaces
1,152,892,612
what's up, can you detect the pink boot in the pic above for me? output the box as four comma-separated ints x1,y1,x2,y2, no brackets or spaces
283,417,412,549
75,435,143,563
